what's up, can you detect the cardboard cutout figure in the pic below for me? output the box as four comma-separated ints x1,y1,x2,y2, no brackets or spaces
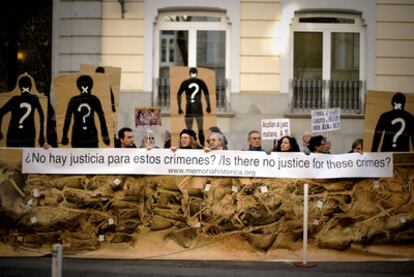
176,67,212,145
0,74,45,147
61,75,110,148
371,92,414,152
170,66,216,147
364,90,414,153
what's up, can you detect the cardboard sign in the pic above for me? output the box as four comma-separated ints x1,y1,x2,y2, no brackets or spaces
0,73,48,148
169,67,216,147
261,119,291,140
364,91,414,152
135,107,161,127
54,74,114,148
311,108,341,133
79,64,121,133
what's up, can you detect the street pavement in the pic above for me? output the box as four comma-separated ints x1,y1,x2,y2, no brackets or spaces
1,257,414,276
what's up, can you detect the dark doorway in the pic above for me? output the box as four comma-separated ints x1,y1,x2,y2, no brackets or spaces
0,0,56,145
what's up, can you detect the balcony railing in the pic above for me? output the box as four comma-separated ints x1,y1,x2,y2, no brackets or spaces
290,79,365,114
154,77,230,113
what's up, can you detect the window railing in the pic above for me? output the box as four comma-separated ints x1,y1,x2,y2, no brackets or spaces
290,79,365,114
154,77,230,113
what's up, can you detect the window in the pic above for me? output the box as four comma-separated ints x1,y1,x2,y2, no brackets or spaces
290,11,365,114
154,11,229,112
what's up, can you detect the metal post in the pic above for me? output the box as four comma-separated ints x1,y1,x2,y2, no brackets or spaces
51,242,62,277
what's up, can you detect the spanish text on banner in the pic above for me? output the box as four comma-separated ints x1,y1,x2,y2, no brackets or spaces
22,148,393,179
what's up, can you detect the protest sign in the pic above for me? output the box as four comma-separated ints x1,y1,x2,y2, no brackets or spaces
261,119,290,140
22,148,392,179
311,108,341,133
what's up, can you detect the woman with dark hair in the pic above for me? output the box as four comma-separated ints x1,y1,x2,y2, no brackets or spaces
273,135,300,152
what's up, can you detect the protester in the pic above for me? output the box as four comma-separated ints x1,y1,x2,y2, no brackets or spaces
302,131,312,154
204,132,225,152
171,129,200,151
308,135,326,153
117,127,136,148
139,129,158,149
349,138,363,153
273,135,300,152
161,130,171,148
246,130,264,151
208,126,228,150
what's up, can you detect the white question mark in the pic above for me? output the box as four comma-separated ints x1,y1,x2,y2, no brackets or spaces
189,83,199,103
391,117,405,147
210,154,216,165
19,102,32,129
78,103,91,130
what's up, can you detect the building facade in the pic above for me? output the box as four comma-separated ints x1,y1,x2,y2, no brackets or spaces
3,0,414,152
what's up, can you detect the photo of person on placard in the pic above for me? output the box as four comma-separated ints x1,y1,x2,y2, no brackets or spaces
177,67,211,146
371,92,414,152
0,75,45,147
61,75,110,148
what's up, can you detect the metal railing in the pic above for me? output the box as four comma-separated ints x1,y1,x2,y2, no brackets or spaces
291,79,364,114
154,77,230,112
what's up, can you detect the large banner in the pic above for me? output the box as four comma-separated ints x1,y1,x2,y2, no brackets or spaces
364,90,414,152
22,148,393,178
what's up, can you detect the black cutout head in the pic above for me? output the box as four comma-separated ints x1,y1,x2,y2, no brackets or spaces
95,66,105,73
189,67,198,77
391,92,406,110
77,75,94,95
19,76,32,94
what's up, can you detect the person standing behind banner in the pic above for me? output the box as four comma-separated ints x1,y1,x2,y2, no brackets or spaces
349,138,363,153
308,135,327,154
246,130,265,151
161,130,171,148
140,130,159,149
301,131,312,154
171,129,200,151
273,135,300,152
117,127,136,148
208,126,228,150
204,132,225,152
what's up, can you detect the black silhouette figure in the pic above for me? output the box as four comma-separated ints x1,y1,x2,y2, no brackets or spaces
177,67,211,145
95,66,116,113
371,92,414,152
0,76,45,147
61,75,110,148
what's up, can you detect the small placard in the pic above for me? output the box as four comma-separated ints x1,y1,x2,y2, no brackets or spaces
231,186,238,193
108,218,114,225
260,185,268,194
194,222,201,228
400,217,406,224
27,199,33,206
30,216,38,224
113,178,121,186
313,219,320,225
373,180,380,189
101,197,108,202
204,183,211,192
316,200,324,209
98,234,105,242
